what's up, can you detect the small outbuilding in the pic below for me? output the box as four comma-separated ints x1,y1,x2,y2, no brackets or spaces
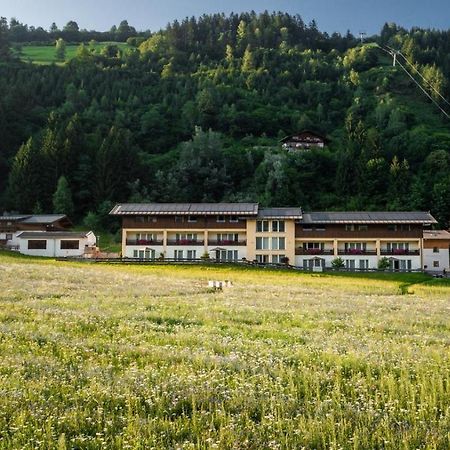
16,231,97,258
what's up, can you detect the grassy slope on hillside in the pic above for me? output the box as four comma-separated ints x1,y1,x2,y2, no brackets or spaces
0,254,450,449
15,42,129,65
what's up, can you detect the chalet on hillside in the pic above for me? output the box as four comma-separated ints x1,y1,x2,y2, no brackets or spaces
280,130,329,152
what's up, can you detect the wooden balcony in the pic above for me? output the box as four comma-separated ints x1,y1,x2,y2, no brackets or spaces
381,249,420,256
126,239,164,246
296,249,334,256
208,240,247,246
338,250,377,256
167,240,205,246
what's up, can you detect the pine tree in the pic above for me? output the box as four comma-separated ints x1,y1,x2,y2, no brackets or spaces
53,176,74,217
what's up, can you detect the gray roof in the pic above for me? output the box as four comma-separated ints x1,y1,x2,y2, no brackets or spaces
258,208,303,219
302,211,437,224
110,203,259,216
0,215,30,221
17,231,92,239
21,214,68,224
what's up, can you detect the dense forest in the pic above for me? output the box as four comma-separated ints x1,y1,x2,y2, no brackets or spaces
0,12,449,229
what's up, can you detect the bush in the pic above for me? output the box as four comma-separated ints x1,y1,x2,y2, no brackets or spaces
331,257,345,270
378,257,391,271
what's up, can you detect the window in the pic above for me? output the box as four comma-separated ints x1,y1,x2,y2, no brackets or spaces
358,225,368,231
218,250,238,261
272,221,285,232
187,250,197,259
175,233,198,242
302,226,312,232
256,220,269,232
359,260,369,270
387,242,410,252
315,226,326,232
345,224,356,231
345,242,366,252
256,254,269,263
136,233,156,243
229,217,239,223
174,250,184,260
400,224,411,231
174,216,184,223
272,237,286,250
188,216,198,223
217,215,226,223
28,240,47,250
433,247,439,253
256,237,270,250
433,261,440,268
272,254,286,264
6,233,12,241
217,233,238,243
387,224,398,231
345,260,355,269
60,240,80,250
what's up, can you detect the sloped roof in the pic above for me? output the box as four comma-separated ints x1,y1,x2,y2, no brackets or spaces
302,211,437,224
17,231,93,239
21,215,68,224
110,203,259,216
258,208,303,219
423,230,450,239
0,215,29,221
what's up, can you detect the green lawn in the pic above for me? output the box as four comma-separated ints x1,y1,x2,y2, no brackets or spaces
14,42,130,65
1,253,450,448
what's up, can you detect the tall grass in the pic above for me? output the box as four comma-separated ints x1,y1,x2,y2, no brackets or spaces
0,256,449,449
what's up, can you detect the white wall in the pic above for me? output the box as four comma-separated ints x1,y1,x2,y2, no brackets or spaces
295,255,422,271
18,233,96,258
423,249,450,272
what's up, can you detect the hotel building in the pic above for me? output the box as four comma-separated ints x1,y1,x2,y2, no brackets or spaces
110,203,448,272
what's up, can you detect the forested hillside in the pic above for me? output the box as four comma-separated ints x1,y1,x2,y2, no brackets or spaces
0,13,449,228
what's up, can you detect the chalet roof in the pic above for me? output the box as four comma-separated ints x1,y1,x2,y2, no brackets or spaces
302,211,437,224
0,215,29,221
280,130,330,144
21,214,68,224
423,230,450,240
110,203,259,216
17,231,93,239
258,208,303,219
0,214,69,224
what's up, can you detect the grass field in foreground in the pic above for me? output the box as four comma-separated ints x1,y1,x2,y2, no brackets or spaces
15,42,130,65
1,253,450,449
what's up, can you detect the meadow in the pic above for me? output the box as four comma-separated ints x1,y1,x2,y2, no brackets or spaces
14,42,130,65
1,252,450,449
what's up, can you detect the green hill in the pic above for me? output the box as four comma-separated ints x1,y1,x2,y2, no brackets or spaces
0,13,449,229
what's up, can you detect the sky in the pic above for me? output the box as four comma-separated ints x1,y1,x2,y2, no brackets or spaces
1,0,450,35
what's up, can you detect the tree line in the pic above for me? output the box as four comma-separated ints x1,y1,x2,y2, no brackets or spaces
0,12,449,229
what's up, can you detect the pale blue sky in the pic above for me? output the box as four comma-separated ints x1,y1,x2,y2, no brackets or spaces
1,0,449,34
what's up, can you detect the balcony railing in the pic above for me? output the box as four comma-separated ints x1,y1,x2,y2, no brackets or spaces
126,239,163,246
381,249,420,256
296,249,334,256
208,240,247,246
338,249,377,256
167,240,205,246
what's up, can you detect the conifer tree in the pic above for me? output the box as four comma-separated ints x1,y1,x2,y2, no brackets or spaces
53,176,74,217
